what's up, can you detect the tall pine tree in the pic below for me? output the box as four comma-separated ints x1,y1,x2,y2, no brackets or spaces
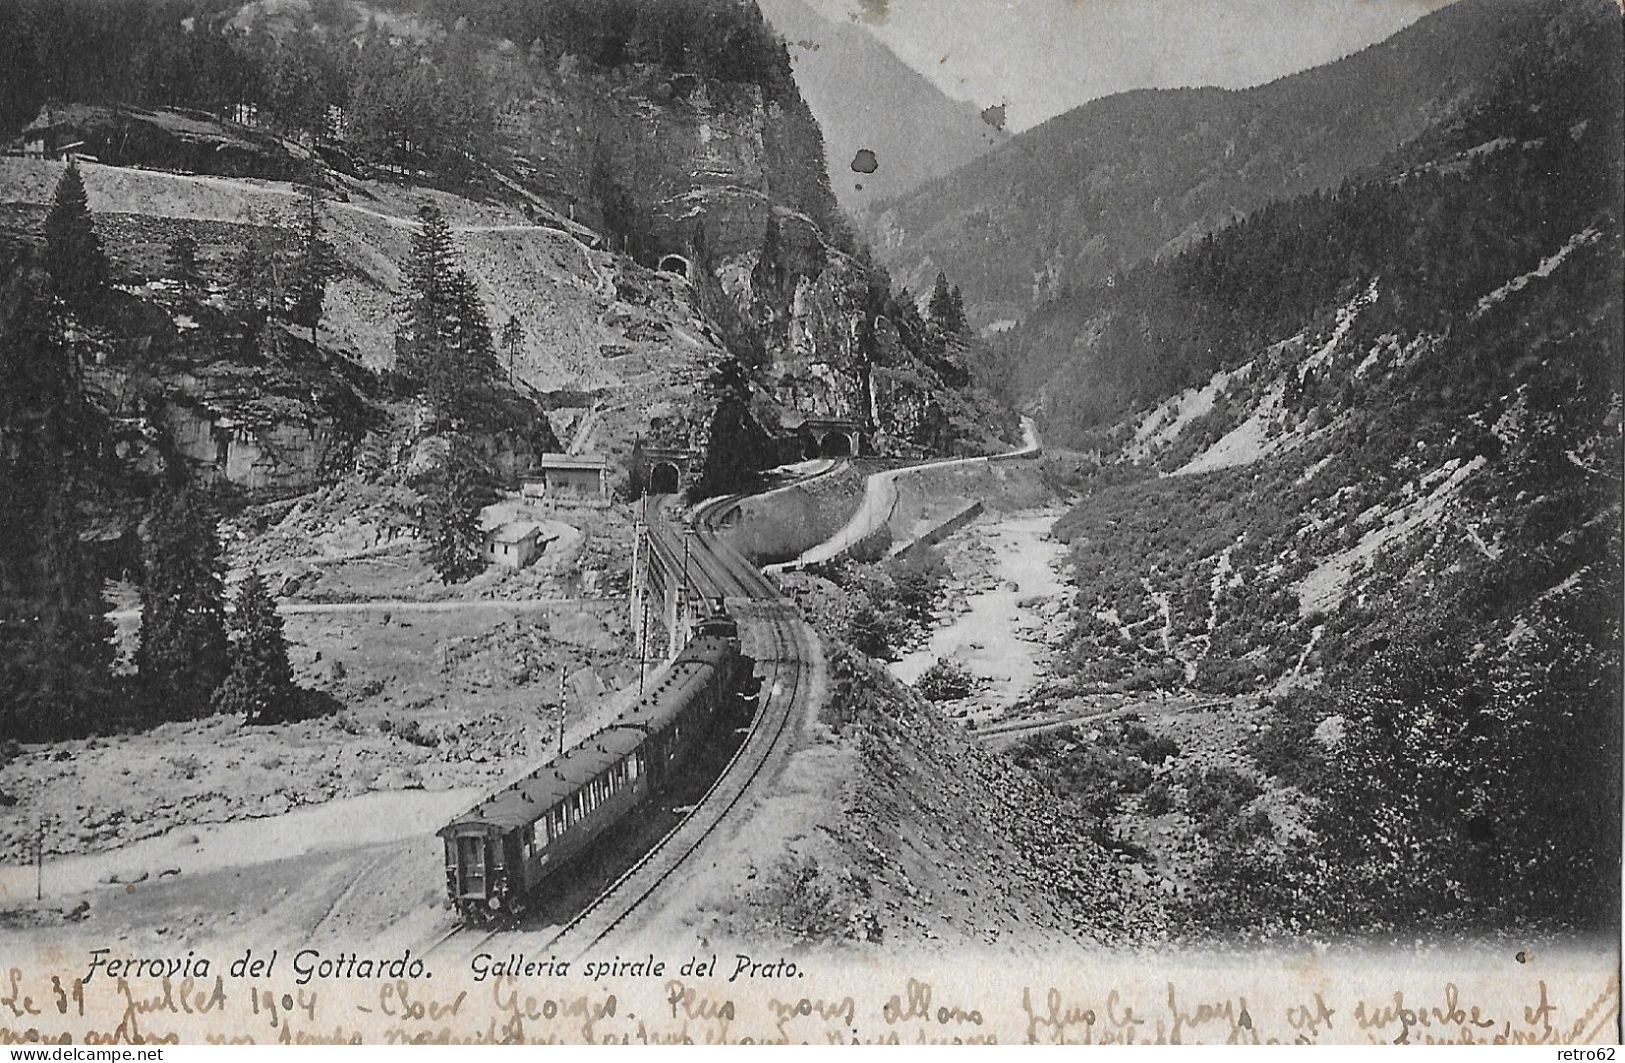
395,205,501,424
215,570,297,724
927,270,966,334
500,315,524,386
396,202,458,409
289,182,338,344
0,270,114,740
43,162,110,315
423,438,486,584
137,483,228,720
444,268,501,418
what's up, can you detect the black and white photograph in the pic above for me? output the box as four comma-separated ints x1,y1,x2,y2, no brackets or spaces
0,0,1619,1046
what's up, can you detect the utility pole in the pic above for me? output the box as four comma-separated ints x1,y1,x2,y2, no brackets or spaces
680,524,695,652
35,816,44,901
557,670,566,755
638,596,650,694
630,490,642,644
633,487,649,692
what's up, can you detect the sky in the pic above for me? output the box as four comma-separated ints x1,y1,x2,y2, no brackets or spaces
799,0,1460,132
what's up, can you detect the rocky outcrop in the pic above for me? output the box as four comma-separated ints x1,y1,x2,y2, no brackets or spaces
502,60,836,268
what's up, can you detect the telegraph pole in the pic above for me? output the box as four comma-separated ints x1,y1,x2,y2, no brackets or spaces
557,670,566,755
630,490,643,642
633,487,648,693
680,524,696,651
638,596,650,694
35,816,44,901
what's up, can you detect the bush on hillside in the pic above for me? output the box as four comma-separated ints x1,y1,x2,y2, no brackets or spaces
914,657,974,702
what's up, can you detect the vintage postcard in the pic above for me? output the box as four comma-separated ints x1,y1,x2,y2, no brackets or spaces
0,0,1619,1046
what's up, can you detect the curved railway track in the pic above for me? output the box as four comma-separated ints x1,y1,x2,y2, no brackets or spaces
541,596,812,957
429,475,822,965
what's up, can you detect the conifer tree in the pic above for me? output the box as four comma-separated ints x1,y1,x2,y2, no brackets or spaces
289,182,338,344
423,439,486,584
927,270,954,330
397,202,458,403
396,206,501,423
927,271,966,334
43,163,110,314
165,234,204,300
500,315,524,386
137,483,228,719
215,570,297,723
0,272,113,739
445,269,501,416
0,467,115,739
226,237,273,343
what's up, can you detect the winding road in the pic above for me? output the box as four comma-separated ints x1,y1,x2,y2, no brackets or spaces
771,416,1040,571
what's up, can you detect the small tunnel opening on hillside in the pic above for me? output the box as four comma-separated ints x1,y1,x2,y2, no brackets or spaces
649,461,681,495
821,433,854,458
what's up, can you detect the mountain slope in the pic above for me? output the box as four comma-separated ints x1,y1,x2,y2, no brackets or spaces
1026,0,1622,937
864,0,1568,330
757,0,1005,217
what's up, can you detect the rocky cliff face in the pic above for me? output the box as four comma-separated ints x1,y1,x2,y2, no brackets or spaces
498,54,837,264
485,36,1006,456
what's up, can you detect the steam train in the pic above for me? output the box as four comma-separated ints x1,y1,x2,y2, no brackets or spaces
438,608,751,923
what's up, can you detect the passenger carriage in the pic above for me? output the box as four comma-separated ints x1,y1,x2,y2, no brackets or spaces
438,611,747,922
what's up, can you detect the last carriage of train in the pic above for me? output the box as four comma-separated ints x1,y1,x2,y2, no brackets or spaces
438,606,756,923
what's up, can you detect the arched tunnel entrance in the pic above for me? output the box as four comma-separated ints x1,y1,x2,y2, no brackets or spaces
820,432,855,458
658,254,691,278
648,461,681,495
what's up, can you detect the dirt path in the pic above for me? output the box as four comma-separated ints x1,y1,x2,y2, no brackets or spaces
889,506,1070,724
104,597,613,621
0,788,479,905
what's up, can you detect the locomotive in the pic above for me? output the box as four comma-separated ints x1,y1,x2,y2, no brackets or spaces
438,608,749,923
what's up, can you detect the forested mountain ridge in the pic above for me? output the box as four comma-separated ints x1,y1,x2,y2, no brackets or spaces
1027,0,1622,937
863,0,1580,332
